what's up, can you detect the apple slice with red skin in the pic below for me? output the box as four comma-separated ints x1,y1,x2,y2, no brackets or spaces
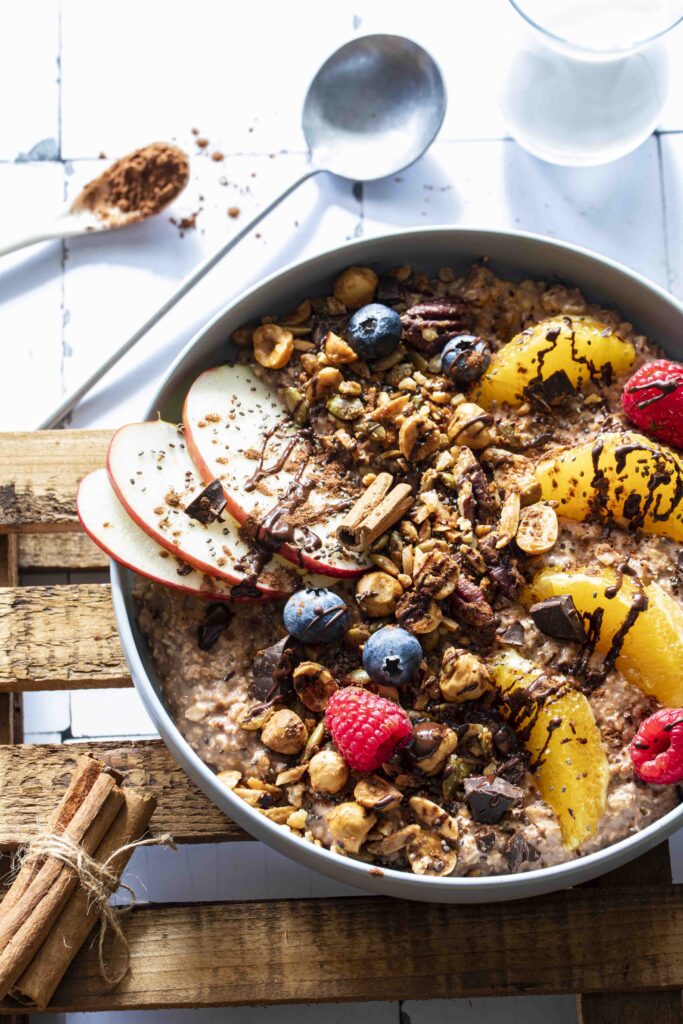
183,364,369,578
77,469,266,602
107,420,297,599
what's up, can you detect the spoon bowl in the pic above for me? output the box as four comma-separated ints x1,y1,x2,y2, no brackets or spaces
303,34,447,180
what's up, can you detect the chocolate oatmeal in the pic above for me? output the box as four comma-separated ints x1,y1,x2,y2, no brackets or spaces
121,259,683,877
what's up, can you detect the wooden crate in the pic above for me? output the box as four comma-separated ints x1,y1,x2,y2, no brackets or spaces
0,430,682,1022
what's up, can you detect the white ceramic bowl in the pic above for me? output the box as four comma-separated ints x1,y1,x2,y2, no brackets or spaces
111,227,683,903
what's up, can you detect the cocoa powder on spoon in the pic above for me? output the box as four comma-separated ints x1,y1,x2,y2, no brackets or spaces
72,142,190,227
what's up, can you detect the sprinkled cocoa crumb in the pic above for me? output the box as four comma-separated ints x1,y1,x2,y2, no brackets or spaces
170,210,200,236
211,151,224,162
219,176,229,186
228,207,240,219
196,137,209,149
191,127,199,135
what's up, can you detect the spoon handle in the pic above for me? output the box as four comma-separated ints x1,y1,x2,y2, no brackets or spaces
0,221,85,258
38,166,321,429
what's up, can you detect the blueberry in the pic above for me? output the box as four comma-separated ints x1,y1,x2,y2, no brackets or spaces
346,303,402,360
283,588,348,644
362,625,422,687
441,334,491,385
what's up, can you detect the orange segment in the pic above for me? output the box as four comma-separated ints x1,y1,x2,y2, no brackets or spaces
489,652,609,851
474,315,635,409
535,430,683,543
526,566,683,707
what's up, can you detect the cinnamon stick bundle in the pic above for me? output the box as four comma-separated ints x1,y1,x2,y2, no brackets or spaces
0,754,157,1009
337,472,413,550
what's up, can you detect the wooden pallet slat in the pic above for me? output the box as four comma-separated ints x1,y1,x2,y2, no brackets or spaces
0,742,248,849
0,430,110,532
0,888,680,1014
0,584,128,692
18,532,108,572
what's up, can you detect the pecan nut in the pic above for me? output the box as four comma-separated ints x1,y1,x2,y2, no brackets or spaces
401,299,472,354
449,576,497,630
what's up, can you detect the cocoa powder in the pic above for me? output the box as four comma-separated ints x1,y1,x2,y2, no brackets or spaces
76,143,189,226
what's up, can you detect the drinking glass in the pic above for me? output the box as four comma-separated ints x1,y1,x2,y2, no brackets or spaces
500,0,683,166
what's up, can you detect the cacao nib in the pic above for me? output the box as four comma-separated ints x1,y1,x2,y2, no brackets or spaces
197,603,234,651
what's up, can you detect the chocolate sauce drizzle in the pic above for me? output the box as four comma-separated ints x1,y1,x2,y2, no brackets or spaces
626,375,683,410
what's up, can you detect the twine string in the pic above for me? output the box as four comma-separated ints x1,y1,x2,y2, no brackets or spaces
17,830,175,986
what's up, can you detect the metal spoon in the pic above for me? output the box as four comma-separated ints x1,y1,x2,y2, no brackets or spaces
38,34,446,429
0,143,190,259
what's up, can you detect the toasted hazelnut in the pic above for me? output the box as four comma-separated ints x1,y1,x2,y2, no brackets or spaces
327,801,377,853
261,709,307,754
333,266,378,309
216,770,241,790
293,661,338,712
395,591,442,634
354,775,403,811
308,749,350,794
281,299,312,326
366,823,421,856
305,366,343,402
409,721,458,775
324,331,358,364
447,402,495,449
516,503,559,555
253,324,294,369
408,795,459,844
406,829,457,876
439,647,492,703
231,326,253,349
398,414,442,461
356,571,404,617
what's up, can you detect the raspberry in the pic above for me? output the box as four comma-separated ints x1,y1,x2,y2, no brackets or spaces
621,359,683,449
325,686,413,772
630,707,683,784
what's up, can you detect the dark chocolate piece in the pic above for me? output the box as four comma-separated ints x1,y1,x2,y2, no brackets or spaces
497,621,525,646
376,275,404,306
249,634,303,704
184,478,227,525
505,832,538,872
529,595,587,643
464,775,524,825
197,603,233,651
525,369,575,409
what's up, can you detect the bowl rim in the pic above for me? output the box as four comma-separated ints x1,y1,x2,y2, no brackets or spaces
111,224,683,901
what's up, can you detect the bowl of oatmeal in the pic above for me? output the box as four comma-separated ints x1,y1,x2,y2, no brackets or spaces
93,227,683,902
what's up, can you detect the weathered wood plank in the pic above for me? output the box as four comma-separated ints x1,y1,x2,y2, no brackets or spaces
0,583,129,691
578,843,681,1023
0,430,110,532
18,532,108,572
0,888,681,1012
0,741,248,848
0,537,21,744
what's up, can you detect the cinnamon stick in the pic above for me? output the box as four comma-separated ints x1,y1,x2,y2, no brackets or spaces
0,772,124,999
1,755,106,915
337,474,413,550
14,788,157,1008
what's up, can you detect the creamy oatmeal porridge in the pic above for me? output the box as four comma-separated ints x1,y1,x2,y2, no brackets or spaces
80,258,683,877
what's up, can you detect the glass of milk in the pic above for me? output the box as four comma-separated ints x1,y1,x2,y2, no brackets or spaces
500,0,683,166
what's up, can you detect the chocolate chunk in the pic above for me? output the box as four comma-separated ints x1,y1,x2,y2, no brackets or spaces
529,595,587,643
376,275,404,305
475,830,496,853
197,603,233,651
525,369,575,409
464,775,524,825
505,831,538,872
250,634,302,703
176,561,193,577
184,479,226,525
492,723,518,756
497,621,525,646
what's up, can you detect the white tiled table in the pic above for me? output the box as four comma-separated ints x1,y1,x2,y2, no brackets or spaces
2,2,681,1022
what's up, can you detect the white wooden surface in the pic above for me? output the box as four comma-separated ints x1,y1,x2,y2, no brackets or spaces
2,1,681,1021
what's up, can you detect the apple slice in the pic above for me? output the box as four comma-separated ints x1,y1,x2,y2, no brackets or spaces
77,469,262,601
107,419,296,599
183,364,369,577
